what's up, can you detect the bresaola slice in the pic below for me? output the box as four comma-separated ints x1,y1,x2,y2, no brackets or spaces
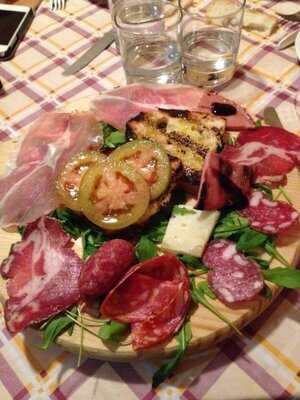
101,254,190,350
203,240,264,304
79,239,135,298
197,152,253,210
239,191,299,235
0,217,82,333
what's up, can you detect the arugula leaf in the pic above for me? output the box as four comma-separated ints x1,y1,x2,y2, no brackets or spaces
254,184,273,200
98,321,129,341
197,281,216,299
51,208,88,238
213,211,249,239
81,229,106,260
247,255,270,270
40,307,78,350
144,213,169,243
264,241,292,268
275,186,292,205
178,255,208,272
263,268,300,288
255,119,262,127
260,284,273,299
100,122,126,149
152,321,192,388
135,236,157,262
190,278,242,336
173,205,196,216
17,226,25,237
236,228,268,252
227,136,237,145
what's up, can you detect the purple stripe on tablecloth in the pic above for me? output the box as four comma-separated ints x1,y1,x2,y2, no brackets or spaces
141,391,158,400
29,58,66,81
43,8,65,24
183,351,230,400
0,129,10,141
0,352,30,399
110,362,151,398
96,59,123,79
223,339,293,399
63,20,93,40
0,66,16,82
262,44,297,65
77,7,102,21
50,358,104,399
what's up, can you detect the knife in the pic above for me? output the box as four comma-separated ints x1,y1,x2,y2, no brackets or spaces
263,107,283,128
277,30,299,50
63,29,115,76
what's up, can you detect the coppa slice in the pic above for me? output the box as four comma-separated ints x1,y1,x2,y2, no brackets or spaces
239,191,299,235
101,254,190,350
221,126,300,182
79,239,135,297
203,240,264,304
0,217,82,333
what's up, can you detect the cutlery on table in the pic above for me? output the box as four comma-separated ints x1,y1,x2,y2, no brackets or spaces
277,30,299,50
63,29,115,76
49,0,66,11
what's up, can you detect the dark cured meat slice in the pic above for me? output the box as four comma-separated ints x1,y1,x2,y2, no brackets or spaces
203,240,263,304
239,191,299,235
197,152,253,210
79,239,135,298
0,217,82,333
101,254,190,350
221,126,300,182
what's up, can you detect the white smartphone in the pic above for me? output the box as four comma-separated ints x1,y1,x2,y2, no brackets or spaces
0,4,33,58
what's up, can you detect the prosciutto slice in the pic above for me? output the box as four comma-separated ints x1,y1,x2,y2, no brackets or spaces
0,112,100,228
92,83,255,130
101,254,190,350
221,126,300,182
197,152,253,210
1,217,82,333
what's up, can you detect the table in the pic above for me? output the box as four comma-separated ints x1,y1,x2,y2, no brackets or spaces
0,0,300,398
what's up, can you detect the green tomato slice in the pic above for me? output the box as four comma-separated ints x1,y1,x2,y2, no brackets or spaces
78,160,150,230
56,151,106,211
109,140,171,200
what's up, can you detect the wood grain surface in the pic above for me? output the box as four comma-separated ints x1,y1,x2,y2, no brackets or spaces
0,99,299,361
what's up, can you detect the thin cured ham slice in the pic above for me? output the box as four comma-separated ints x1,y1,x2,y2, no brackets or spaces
101,254,190,350
0,217,83,333
79,239,135,298
92,84,255,130
0,112,100,228
197,152,253,210
239,191,299,235
203,240,264,304
221,126,300,182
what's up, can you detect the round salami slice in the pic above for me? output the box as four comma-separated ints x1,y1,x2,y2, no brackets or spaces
239,191,299,235
203,239,263,304
101,254,190,349
79,239,135,298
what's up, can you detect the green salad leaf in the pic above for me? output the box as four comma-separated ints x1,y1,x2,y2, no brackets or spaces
213,211,249,239
236,228,269,252
101,122,126,149
263,268,300,289
98,321,129,341
152,321,192,388
178,255,208,273
172,205,196,216
254,184,273,200
135,236,157,262
81,229,106,260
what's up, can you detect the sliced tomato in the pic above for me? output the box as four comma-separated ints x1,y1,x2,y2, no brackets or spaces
109,140,171,200
56,151,106,211
78,160,150,230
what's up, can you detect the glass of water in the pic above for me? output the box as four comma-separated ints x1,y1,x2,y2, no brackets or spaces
112,0,182,84
180,0,245,87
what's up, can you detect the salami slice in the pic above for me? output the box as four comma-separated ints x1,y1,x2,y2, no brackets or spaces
79,239,135,297
101,254,190,350
239,191,299,235
203,240,263,304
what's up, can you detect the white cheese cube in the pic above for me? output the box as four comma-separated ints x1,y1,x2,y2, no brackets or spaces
161,206,220,258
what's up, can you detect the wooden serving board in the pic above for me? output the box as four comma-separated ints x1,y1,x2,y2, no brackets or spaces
0,99,300,361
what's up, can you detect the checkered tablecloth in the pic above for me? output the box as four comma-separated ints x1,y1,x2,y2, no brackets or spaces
0,0,300,398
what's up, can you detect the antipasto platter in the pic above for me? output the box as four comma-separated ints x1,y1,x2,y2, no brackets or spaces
0,84,300,386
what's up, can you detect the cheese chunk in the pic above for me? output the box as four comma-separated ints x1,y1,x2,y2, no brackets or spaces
161,206,220,258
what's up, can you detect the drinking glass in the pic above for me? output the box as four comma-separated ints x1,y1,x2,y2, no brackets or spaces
112,0,182,84
180,0,246,87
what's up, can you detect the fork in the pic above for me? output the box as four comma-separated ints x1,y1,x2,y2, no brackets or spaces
49,0,66,11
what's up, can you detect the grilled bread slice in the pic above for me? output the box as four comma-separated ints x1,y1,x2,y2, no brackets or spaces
126,109,225,182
